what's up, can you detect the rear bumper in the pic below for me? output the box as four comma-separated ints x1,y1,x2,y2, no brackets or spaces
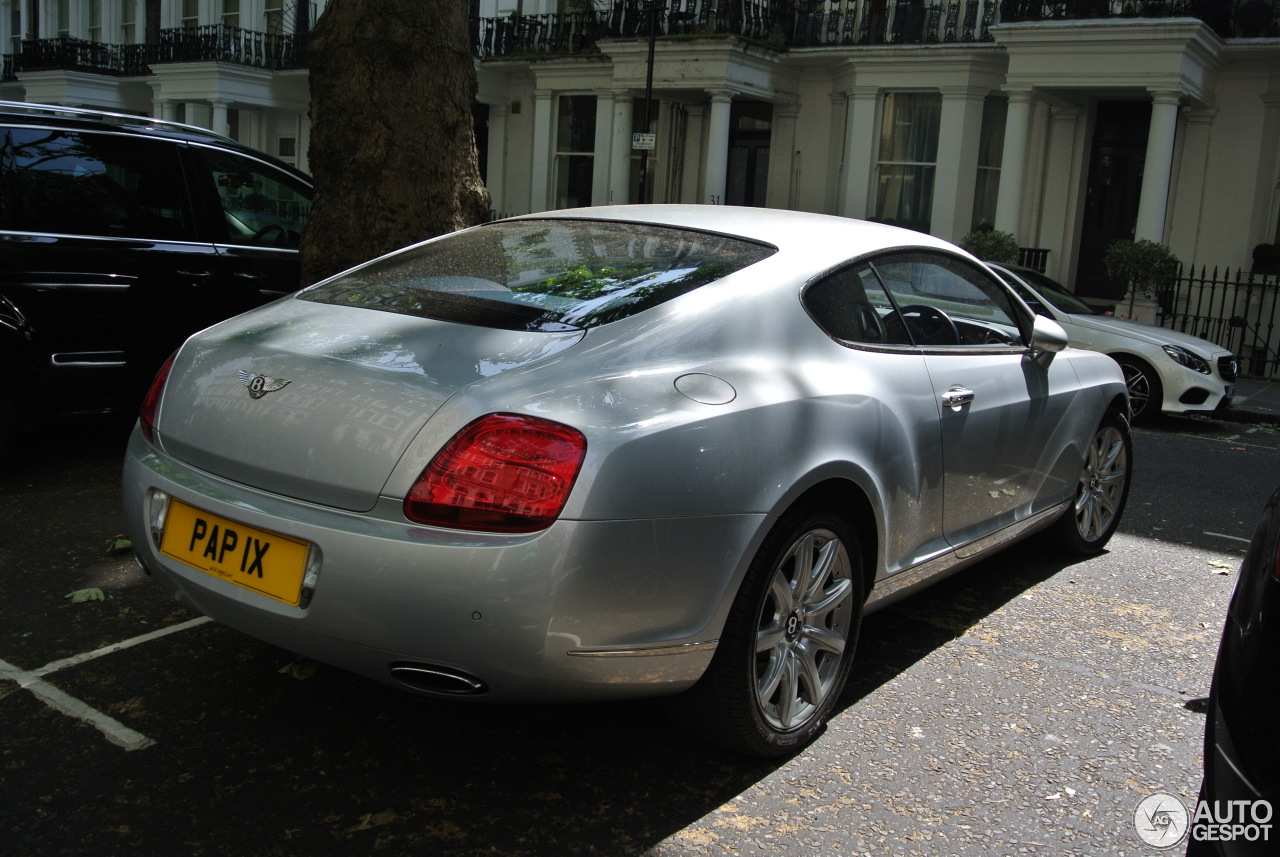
123,430,768,702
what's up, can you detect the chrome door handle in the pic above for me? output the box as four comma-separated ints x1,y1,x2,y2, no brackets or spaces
942,386,975,411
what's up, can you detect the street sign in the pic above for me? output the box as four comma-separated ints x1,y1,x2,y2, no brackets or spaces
632,132,656,151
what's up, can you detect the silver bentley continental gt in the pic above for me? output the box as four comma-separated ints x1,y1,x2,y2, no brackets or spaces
122,205,1132,757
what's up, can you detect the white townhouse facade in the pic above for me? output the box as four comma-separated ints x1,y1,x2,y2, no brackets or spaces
2,0,1279,302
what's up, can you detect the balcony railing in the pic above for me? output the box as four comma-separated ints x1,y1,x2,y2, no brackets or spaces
2,27,307,80
149,25,307,69
472,0,1276,57
11,36,151,76
1,0,1272,82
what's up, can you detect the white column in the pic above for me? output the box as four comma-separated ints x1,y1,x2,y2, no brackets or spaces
838,87,878,219
1252,93,1280,248
931,86,987,242
826,92,847,214
530,90,555,213
703,91,733,205
591,92,615,206
297,111,311,174
155,99,176,122
994,89,1035,237
1042,106,1084,278
485,102,509,214
681,103,706,204
211,99,230,138
1134,90,1182,244
1168,106,1215,259
765,103,799,210
608,93,634,205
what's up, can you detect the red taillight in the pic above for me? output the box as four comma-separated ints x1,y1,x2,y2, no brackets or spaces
139,352,177,444
404,414,587,533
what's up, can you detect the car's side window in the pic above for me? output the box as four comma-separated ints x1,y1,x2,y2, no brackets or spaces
803,263,912,346
193,147,311,250
2,126,196,242
869,253,1025,347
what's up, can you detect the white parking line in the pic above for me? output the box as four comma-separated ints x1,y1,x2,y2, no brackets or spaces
1204,531,1250,544
0,616,212,751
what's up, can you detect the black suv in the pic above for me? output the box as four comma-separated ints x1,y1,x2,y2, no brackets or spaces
0,101,313,457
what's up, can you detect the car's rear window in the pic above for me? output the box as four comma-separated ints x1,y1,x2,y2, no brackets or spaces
300,219,776,331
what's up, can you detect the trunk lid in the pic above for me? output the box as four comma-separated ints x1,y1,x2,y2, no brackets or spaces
157,299,584,511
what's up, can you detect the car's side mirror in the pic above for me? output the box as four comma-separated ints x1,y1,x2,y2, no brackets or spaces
1029,315,1068,362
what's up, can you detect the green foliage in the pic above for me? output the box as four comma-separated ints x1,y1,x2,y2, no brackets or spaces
1103,239,1182,298
958,228,1020,264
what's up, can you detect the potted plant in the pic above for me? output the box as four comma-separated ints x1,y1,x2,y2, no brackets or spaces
1252,243,1280,277
959,225,1020,264
1103,239,1181,321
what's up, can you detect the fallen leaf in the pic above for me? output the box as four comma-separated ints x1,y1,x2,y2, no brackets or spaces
279,659,319,680
66,588,106,603
105,536,133,555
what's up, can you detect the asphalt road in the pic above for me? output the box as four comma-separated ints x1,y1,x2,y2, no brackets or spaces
1,412,1277,857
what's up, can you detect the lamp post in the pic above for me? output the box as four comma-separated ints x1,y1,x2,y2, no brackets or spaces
637,0,660,204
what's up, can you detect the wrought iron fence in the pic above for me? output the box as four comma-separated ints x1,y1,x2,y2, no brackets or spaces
14,36,150,76
471,0,998,55
471,0,1277,57
1018,247,1050,272
148,25,306,69
3,27,306,78
1160,267,1280,378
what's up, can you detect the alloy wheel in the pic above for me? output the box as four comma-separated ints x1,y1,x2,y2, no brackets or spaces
1074,423,1129,543
754,528,856,732
1121,362,1154,421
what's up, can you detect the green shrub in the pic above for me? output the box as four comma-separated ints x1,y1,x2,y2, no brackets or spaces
1103,239,1181,298
958,227,1020,264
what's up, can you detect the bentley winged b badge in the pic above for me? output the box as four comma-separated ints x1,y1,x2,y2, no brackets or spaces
238,370,291,399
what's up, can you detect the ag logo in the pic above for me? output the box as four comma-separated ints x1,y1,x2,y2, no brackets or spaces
1135,793,1189,848
238,370,291,399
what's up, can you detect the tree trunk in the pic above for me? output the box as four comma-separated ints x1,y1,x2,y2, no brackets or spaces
300,0,490,286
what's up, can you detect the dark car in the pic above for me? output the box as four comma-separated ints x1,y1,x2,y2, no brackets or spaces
1189,486,1280,855
0,100,312,460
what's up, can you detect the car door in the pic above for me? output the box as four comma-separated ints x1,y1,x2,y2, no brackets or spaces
184,144,312,318
868,252,1083,550
800,262,952,577
0,123,217,415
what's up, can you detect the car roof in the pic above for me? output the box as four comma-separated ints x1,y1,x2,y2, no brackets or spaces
514,204,966,263
0,100,312,184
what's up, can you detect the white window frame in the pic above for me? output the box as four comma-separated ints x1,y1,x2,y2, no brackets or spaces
874,90,941,235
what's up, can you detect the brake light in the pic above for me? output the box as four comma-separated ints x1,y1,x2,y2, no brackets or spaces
139,352,177,444
404,414,587,533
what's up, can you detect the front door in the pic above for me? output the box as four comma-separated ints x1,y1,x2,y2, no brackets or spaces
1076,100,1151,301
725,101,771,207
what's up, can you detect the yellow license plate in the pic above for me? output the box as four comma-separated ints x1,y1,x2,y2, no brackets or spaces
159,499,310,607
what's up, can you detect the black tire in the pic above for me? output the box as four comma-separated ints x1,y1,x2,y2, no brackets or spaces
1113,355,1163,425
1047,408,1133,556
671,506,864,757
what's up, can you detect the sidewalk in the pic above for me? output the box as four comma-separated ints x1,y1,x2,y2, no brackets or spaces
1223,377,1280,423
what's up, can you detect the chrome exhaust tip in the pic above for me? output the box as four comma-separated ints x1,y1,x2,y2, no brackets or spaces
389,663,488,696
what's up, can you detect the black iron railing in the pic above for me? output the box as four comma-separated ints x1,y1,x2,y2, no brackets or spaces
2,0,1273,80
471,0,1277,57
3,27,306,79
12,36,150,76
149,25,307,69
1161,267,1280,378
